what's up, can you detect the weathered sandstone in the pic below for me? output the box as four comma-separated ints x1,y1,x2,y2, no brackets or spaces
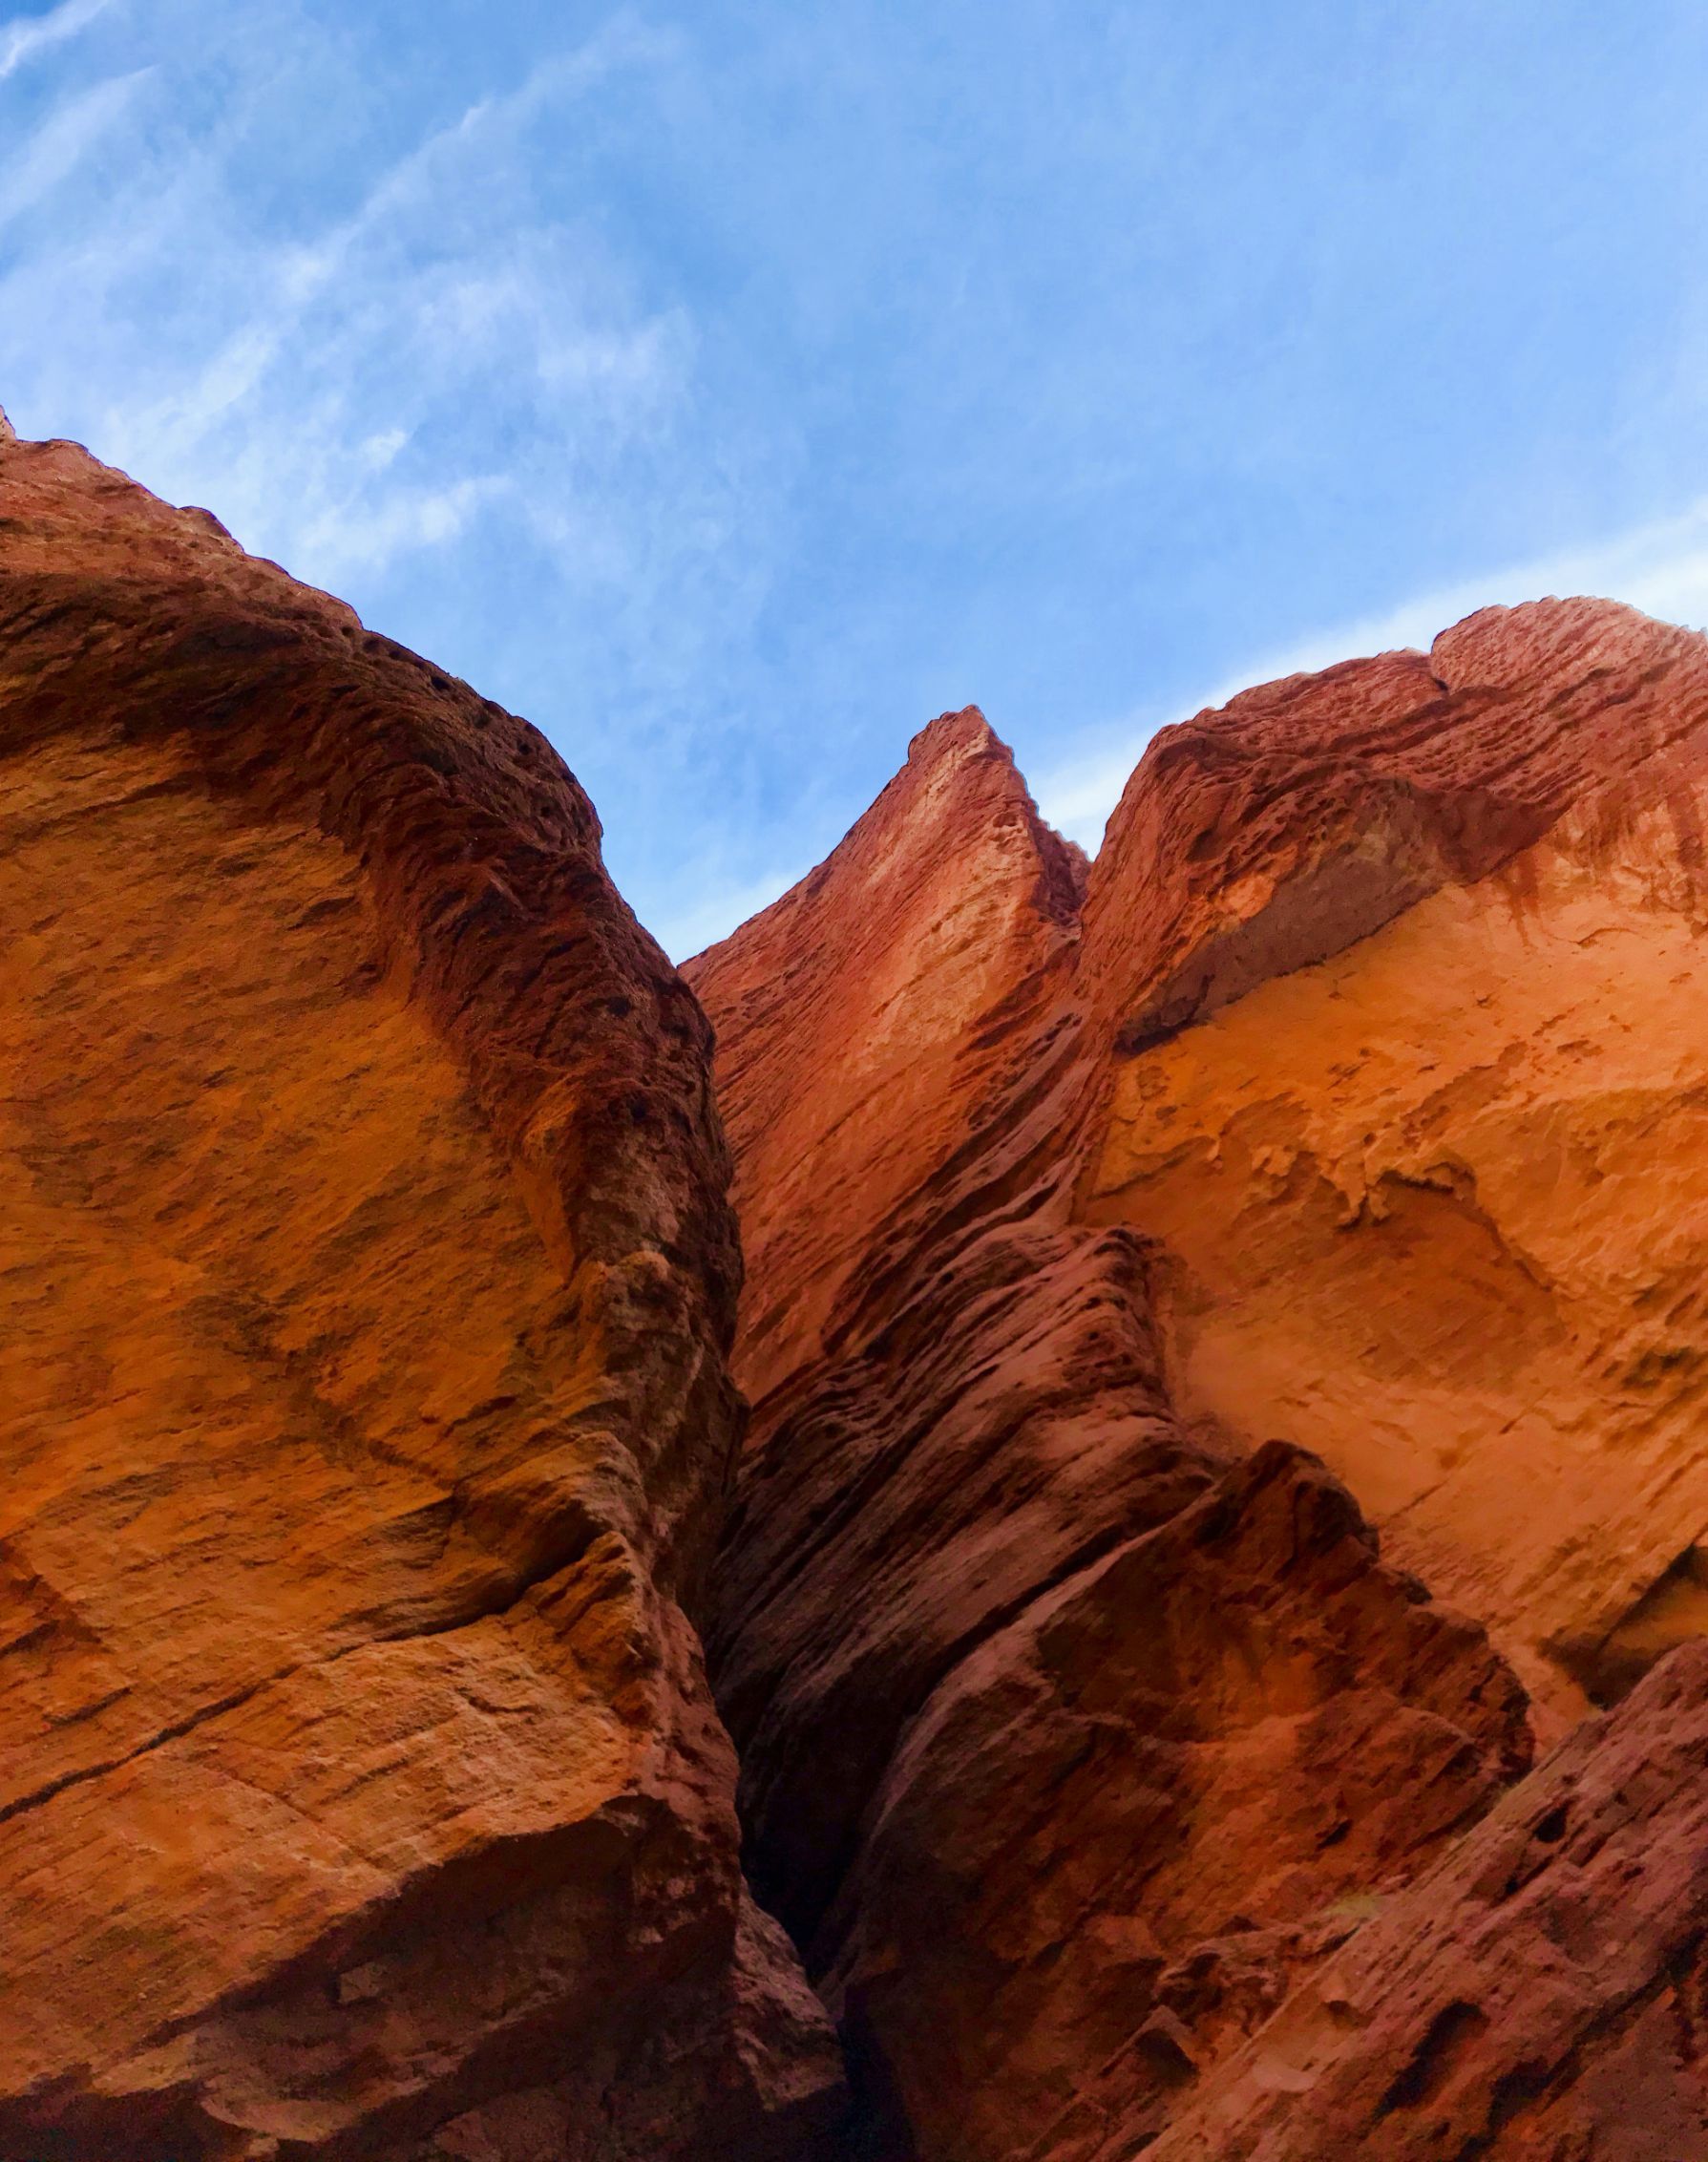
13,408,1708,2162
1082,599,1708,1726
0,435,842,2159
693,603,1708,2157
693,708,1087,1413
690,710,1529,2158
1145,1639,1708,2160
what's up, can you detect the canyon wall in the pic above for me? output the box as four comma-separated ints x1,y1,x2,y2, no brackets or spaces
691,603,1708,2158
10,413,1708,2161
0,434,842,2160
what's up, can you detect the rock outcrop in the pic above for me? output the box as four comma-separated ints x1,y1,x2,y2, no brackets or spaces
13,413,1708,2162
0,434,842,2159
1082,599,1708,1727
691,604,1708,2157
690,709,1529,2158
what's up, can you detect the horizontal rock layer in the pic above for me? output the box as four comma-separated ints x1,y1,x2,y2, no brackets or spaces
0,435,842,2159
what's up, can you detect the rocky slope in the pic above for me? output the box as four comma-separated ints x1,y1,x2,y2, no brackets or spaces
691,603,1708,2157
1144,1640,1708,2161
0,433,842,2159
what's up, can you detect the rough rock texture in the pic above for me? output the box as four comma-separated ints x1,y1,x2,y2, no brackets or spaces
1082,599,1708,1726
689,711,1532,2159
16,418,1708,2162
1145,1640,1708,2161
0,435,842,2159
823,1443,1529,2162
692,604,1708,2158
692,708,1088,1412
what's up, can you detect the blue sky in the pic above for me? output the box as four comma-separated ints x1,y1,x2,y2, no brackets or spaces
4,0,1708,955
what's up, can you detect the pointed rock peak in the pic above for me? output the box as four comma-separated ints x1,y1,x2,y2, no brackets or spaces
0,403,15,446
688,706,1082,969
887,705,1084,920
905,704,1003,769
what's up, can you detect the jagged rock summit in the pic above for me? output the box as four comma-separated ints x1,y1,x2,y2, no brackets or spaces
0,429,843,2158
692,604,1708,2158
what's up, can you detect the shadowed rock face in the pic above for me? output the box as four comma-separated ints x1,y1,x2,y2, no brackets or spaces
689,706,1531,2158
0,436,843,2160
691,603,1708,2158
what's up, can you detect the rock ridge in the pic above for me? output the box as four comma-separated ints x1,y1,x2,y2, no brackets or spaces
11,413,1708,2162
694,595,1708,2158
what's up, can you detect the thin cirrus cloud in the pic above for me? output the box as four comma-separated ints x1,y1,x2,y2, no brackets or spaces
0,0,788,960
3,0,1708,961
0,65,145,230
0,0,109,81
0,13,700,591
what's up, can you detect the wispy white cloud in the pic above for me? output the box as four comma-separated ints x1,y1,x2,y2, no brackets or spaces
0,0,112,82
7,0,1704,968
0,4,741,629
0,0,799,962
652,854,815,964
0,65,142,228
1032,496,1708,850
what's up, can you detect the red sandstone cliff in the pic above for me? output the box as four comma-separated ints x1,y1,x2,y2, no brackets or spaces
11,413,1708,2162
0,434,842,2159
691,604,1708,2158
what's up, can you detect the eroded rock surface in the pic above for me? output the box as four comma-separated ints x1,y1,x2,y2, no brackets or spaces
1083,599,1708,1726
690,710,1530,2159
0,435,842,2159
693,604,1708,2158
1146,1640,1708,2161
14,423,1708,2162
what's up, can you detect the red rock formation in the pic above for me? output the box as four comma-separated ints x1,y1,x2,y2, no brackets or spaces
824,1443,1529,2162
1081,599,1708,1727
0,435,842,2158
689,710,1529,2159
1144,1640,1708,2160
690,708,1087,1412
14,413,1708,2162
692,604,1708,2158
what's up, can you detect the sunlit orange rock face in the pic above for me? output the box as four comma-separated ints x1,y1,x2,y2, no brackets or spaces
1081,599,1708,1732
690,603,1708,2158
0,435,843,2160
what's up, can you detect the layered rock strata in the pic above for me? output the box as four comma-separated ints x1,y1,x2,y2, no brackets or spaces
1081,599,1708,1723
691,713,1529,2158
693,605,1708,2157
0,435,842,2159
13,413,1708,2162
